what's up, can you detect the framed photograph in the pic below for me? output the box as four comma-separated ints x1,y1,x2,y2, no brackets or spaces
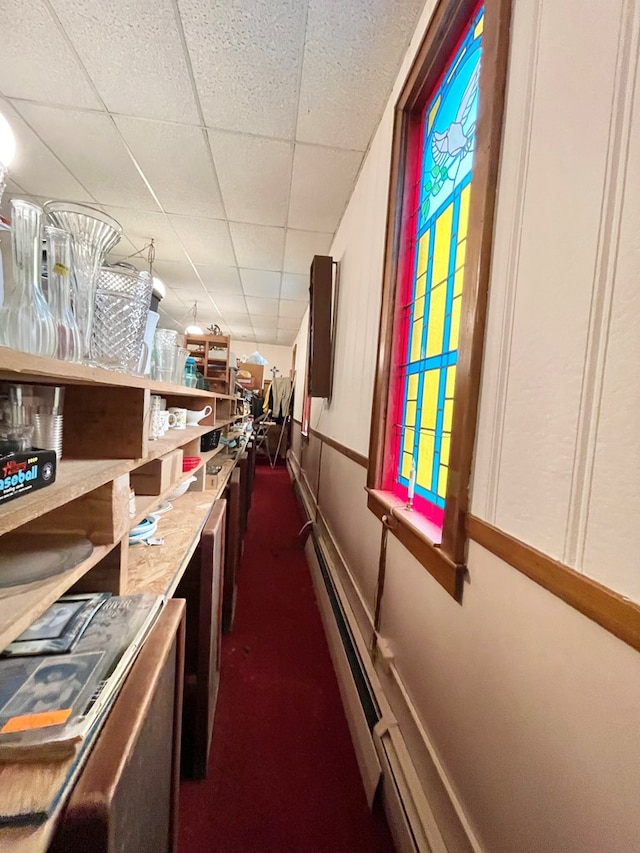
2,593,111,657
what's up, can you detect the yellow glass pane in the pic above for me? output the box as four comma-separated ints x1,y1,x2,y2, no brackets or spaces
450,294,462,350
445,366,456,398
440,433,451,466
416,232,430,278
427,98,440,133
432,204,453,287
454,267,465,297
443,398,454,431
410,318,422,362
426,283,446,356
405,400,417,428
415,272,427,300
421,369,440,430
408,374,419,401
438,463,449,498
414,295,425,321
459,184,471,237
401,449,414,479
474,14,484,39
417,432,435,490
456,238,467,270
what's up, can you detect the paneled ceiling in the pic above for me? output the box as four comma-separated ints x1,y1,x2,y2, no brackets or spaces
0,0,424,345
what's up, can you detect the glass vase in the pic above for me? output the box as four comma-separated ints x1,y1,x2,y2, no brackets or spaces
45,225,81,361
43,201,122,362
1,200,56,357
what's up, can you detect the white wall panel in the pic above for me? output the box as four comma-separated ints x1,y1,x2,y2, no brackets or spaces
481,0,625,557
317,447,380,615
381,537,640,853
582,12,640,598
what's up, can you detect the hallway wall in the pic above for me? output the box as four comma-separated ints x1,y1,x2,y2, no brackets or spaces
291,0,640,850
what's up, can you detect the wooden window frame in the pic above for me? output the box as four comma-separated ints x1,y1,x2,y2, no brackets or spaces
367,0,512,600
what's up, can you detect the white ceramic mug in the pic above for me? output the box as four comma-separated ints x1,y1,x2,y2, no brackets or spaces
185,405,212,425
168,407,187,429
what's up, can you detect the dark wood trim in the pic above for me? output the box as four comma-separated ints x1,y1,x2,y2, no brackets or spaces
310,427,368,469
468,516,640,653
368,490,464,600
367,0,513,580
442,0,513,563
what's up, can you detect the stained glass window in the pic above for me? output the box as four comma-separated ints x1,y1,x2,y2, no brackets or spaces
393,4,484,527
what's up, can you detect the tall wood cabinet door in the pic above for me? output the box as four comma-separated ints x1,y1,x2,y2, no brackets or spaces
193,499,226,779
49,600,186,853
222,470,241,634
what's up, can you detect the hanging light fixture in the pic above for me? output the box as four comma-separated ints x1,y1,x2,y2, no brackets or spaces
185,300,203,335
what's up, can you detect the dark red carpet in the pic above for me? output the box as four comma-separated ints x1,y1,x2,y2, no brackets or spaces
178,462,394,853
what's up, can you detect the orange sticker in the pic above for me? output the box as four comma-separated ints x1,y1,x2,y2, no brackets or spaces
1,708,72,733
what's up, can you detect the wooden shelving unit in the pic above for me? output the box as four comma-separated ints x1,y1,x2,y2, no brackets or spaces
0,344,253,850
183,333,231,392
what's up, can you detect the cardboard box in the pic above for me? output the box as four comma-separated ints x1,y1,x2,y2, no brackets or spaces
237,362,264,391
0,449,57,505
130,448,183,496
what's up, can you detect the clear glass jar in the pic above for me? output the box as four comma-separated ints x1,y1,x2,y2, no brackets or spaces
45,225,81,361
1,200,56,357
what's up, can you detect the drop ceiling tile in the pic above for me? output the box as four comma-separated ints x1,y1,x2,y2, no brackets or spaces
296,0,423,149
100,206,187,261
229,223,285,271
0,100,93,202
288,144,362,233
246,297,279,317
208,131,293,226
209,294,248,313
115,118,224,219
179,0,306,138
277,329,296,345
277,316,303,331
0,1,101,109
219,311,251,324
240,268,281,298
281,273,309,301
278,299,307,319
48,0,199,123
152,260,201,290
252,326,278,341
283,228,333,274
197,264,242,293
106,236,139,260
16,103,158,209
170,215,235,265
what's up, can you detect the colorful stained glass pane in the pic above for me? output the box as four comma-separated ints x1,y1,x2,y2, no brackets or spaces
394,4,484,520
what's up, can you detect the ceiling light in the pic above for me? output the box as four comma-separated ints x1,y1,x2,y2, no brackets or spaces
184,301,203,335
152,276,166,298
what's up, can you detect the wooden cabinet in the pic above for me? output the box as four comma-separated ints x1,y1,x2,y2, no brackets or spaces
49,601,186,853
184,333,231,393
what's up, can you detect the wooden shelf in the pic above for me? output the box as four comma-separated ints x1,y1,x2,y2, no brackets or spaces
0,543,113,651
0,346,228,399
128,492,217,597
130,445,225,529
0,426,213,539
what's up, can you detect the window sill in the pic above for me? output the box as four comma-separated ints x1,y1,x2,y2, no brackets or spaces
366,488,465,601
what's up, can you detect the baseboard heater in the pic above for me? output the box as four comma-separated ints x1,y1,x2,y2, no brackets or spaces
290,456,451,853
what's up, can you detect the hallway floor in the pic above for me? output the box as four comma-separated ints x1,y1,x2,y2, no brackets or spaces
178,462,394,853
